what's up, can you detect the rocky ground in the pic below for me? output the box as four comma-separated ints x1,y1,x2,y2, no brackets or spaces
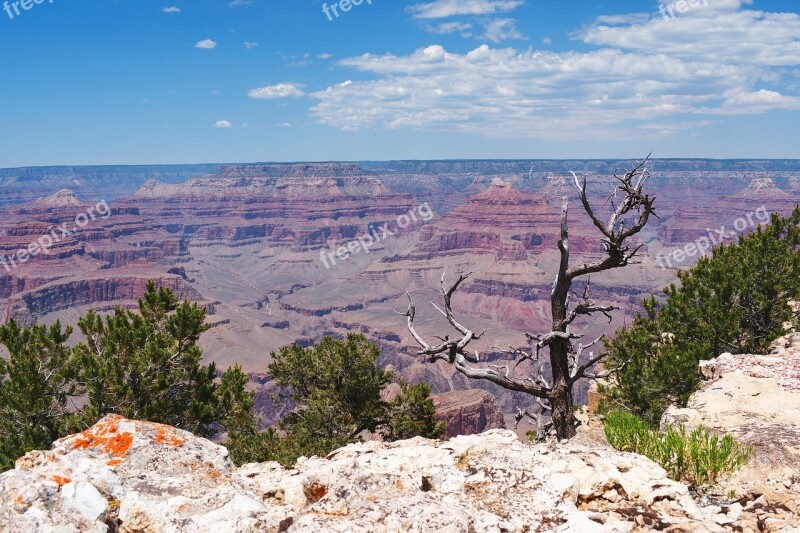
661,333,800,531
3,337,800,531
0,407,796,532
0,415,717,532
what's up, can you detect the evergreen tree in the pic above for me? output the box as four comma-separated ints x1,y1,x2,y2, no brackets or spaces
602,207,800,426
228,334,443,466
600,298,701,427
269,334,392,441
74,282,219,436
73,281,258,439
0,321,80,471
383,380,445,441
0,282,258,470
216,364,258,438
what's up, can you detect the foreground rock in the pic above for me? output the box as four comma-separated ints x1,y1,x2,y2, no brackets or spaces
662,336,800,529
1,415,742,532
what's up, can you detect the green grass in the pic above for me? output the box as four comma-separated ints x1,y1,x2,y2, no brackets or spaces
603,411,752,488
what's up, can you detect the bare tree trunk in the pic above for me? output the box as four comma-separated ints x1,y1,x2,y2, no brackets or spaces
548,198,576,440
548,339,576,440
399,157,655,443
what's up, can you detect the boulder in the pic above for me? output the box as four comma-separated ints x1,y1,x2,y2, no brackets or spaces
0,414,737,532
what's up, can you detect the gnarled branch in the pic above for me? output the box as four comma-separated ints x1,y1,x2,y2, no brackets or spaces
398,275,550,398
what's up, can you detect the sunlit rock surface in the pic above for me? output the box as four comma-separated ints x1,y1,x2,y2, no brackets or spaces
0,414,749,532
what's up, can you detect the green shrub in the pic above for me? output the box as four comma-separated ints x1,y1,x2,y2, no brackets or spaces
604,411,752,487
227,334,444,466
0,283,257,472
602,207,800,426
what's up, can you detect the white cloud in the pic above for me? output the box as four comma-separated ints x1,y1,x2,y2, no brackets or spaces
310,1,800,141
162,6,181,14
408,0,524,19
575,2,800,68
317,53,333,60
244,41,259,49
195,39,217,49
229,0,255,7
248,83,306,99
215,120,233,128
427,21,473,35
481,18,522,42
594,13,649,25
711,89,800,114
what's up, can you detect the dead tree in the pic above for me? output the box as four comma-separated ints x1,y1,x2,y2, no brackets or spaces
399,158,656,440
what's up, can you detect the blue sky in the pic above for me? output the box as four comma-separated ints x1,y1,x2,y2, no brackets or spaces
0,0,798,166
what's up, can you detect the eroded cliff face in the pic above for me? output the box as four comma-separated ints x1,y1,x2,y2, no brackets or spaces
431,389,506,438
0,415,741,532
2,164,800,458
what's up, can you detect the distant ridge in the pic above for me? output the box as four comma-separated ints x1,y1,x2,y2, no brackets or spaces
33,188,84,207
360,159,800,174
733,177,791,201
128,163,388,199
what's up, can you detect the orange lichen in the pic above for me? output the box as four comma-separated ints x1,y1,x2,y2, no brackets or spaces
52,475,71,486
154,426,186,447
71,416,134,458
13,495,24,506
67,416,185,463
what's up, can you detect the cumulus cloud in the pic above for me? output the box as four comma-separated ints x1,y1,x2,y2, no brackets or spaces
711,89,800,114
244,41,259,49
408,0,524,19
195,39,217,49
248,83,306,99
481,18,522,42
576,4,800,68
162,6,181,14
309,2,800,140
215,120,233,128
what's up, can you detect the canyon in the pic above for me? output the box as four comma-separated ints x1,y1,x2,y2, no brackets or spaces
0,159,798,423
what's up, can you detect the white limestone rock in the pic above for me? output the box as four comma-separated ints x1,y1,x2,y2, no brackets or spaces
0,414,786,532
